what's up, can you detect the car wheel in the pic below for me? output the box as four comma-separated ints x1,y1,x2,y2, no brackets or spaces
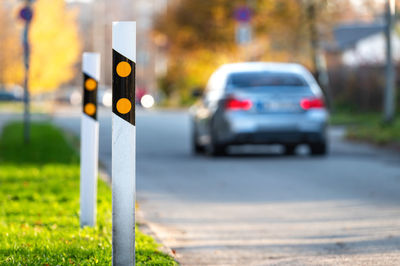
207,141,227,156
283,144,297,155
310,142,327,156
192,123,204,154
192,136,205,154
206,127,227,157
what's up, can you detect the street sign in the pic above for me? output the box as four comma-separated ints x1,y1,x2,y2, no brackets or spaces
19,6,33,22
236,23,252,44
234,6,252,45
234,6,252,23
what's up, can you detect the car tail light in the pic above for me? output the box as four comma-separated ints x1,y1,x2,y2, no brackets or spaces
300,97,325,110
225,97,252,111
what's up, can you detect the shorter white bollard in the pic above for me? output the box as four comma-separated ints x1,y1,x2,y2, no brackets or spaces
80,52,100,228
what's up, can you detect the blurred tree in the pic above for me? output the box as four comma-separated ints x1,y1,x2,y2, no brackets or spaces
29,0,81,93
154,0,347,105
154,0,239,104
0,1,24,88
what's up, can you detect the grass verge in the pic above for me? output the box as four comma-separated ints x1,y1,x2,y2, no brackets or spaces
330,111,400,145
0,122,177,265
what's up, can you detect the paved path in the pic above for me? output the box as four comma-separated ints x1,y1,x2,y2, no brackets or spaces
53,107,400,265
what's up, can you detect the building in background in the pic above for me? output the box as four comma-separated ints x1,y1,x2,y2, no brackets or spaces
327,22,400,67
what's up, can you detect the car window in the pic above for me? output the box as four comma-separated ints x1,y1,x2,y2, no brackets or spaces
227,71,310,93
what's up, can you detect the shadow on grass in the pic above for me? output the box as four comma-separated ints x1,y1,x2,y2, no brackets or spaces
0,122,78,165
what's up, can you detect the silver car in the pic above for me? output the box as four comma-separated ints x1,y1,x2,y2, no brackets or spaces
190,62,329,156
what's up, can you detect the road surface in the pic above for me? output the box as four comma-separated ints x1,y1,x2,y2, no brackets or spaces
53,107,400,265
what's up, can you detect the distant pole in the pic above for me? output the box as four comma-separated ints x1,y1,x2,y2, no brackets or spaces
80,53,100,228
305,0,332,108
383,0,396,124
112,21,136,265
19,0,34,143
306,0,319,81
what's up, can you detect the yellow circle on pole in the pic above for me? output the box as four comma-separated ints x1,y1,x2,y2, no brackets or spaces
116,98,132,114
84,103,96,116
116,61,132,77
85,78,97,91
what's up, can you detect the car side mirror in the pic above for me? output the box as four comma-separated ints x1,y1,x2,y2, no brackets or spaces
191,87,203,98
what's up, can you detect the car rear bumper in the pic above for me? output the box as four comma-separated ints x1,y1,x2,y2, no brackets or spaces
230,131,325,145
216,110,328,145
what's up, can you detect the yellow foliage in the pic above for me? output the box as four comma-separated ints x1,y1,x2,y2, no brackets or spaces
29,0,81,94
0,1,24,86
184,49,233,87
155,0,348,105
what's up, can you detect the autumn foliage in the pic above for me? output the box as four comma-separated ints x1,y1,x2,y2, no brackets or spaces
154,0,348,105
0,0,81,94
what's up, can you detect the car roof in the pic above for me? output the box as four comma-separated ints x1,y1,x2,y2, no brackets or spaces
217,62,309,75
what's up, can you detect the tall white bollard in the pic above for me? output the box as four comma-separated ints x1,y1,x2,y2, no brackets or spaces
112,21,136,265
80,52,100,228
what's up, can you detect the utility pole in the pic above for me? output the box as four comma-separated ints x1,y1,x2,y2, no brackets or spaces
19,0,34,143
306,1,319,82
305,0,331,108
383,0,396,124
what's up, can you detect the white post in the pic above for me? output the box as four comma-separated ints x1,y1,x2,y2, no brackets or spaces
112,21,136,265
80,52,100,227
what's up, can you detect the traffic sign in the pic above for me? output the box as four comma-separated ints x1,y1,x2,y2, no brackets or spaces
234,6,252,23
236,23,252,44
19,6,33,22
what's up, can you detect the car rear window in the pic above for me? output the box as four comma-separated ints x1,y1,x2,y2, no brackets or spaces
228,71,308,89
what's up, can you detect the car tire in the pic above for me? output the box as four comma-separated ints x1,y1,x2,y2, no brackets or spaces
207,142,227,156
192,123,205,154
192,137,205,154
206,127,227,157
310,142,327,156
283,144,297,155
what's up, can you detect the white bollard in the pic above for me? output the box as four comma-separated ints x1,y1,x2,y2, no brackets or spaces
80,52,100,228
112,21,136,265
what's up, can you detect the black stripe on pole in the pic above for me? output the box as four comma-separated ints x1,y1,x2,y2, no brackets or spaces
83,73,98,120
112,49,135,126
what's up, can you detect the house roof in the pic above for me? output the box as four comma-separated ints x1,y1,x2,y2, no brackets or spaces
333,23,385,50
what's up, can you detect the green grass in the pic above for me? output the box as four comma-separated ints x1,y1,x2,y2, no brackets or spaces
0,122,177,265
330,111,400,145
329,111,381,126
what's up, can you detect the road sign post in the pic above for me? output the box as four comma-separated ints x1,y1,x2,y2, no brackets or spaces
234,5,252,60
80,53,100,228
112,21,136,265
19,1,34,143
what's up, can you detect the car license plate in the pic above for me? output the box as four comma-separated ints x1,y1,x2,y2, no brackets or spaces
263,101,297,111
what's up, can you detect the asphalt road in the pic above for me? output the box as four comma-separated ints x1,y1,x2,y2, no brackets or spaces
52,107,400,265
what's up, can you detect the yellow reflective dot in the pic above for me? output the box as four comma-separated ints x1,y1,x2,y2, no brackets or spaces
116,61,132,77
84,103,96,116
116,98,132,114
85,78,97,91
